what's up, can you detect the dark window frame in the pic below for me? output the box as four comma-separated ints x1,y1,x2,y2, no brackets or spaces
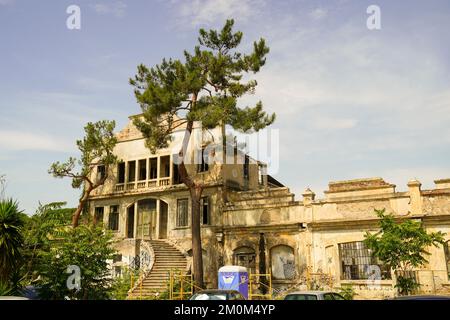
339,241,391,280
176,198,189,227
444,240,450,280
201,196,210,225
197,148,209,173
138,159,147,181
108,205,120,231
117,162,125,184
94,207,104,225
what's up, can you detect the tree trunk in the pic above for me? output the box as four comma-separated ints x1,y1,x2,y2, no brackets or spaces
72,185,93,228
190,186,204,290
176,118,205,290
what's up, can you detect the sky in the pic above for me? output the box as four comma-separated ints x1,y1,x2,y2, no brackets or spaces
0,0,449,214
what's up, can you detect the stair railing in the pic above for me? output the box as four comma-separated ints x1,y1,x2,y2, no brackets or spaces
128,240,155,299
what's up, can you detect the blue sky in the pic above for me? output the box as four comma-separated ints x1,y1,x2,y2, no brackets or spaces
1,0,449,214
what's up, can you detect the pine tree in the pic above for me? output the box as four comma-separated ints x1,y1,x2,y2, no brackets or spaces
130,19,275,289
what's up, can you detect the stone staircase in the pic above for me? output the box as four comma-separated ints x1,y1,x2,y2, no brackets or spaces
128,240,188,299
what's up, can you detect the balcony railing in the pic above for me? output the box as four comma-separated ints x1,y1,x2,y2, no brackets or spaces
114,177,174,192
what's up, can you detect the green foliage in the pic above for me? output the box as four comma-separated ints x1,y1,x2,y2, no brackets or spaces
22,202,75,281
395,276,420,296
0,281,13,296
130,19,275,152
0,199,25,283
110,268,139,300
48,120,118,189
337,285,355,300
35,224,117,300
364,209,445,295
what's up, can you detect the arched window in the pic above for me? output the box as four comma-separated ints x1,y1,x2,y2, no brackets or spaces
233,246,256,274
271,245,295,280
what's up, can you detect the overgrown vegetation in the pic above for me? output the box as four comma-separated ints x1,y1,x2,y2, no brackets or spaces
364,209,445,296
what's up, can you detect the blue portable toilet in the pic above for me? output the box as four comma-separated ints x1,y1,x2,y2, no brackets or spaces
218,265,249,299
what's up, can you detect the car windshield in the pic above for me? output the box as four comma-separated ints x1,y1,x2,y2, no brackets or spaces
190,293,227,300
285,294,318,300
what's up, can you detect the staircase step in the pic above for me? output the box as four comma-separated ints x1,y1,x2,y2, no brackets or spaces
129,240,189,299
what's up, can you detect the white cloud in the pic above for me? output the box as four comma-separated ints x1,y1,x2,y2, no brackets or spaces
171,0,265,27
0,130,74,152
309,8,328,20
312,117,357,130
91,1,127,18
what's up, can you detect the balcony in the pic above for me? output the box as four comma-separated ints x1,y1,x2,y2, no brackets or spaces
114,154,184,193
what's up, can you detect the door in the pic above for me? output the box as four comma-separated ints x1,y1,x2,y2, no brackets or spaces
127,205,135,238
159,201,168,239
137,199,156,239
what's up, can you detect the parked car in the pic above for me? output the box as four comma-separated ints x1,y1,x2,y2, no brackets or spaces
387,295,450,300
189,289,246,300
284,291,346,300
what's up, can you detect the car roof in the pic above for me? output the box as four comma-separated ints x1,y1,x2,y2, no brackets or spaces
389,295,450,300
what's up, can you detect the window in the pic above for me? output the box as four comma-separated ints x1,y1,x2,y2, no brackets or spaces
233,246,256,274
243,155,249,181
332,293,345,300
138,159,147,181
108,205,119,231
113,254,122,263
176,199,188,227
128,161,136,182
97,165,106,181
339,241,391,280
160,155,170,178
323,293,334,300
173,163,182,184
94,207,104,225
201,197,210,225
271,245,296,280
285,294,317,300
197,148,209,173
444,241,450,280
149,158,157,179
117,162,125,184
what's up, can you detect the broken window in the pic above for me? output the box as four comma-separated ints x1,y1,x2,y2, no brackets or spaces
201,196,210,225
197,148,209,173
176,199,188,227
128,161,136,182
94,207,104,225
117,162,125,184
108,205,119,231
339,241,391,280
138,159,147,181
233,246,256,274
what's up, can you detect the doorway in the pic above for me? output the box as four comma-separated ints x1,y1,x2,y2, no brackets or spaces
127,204,135,238
159,200,168,239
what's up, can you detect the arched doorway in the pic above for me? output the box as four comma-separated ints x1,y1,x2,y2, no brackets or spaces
136,199,157,239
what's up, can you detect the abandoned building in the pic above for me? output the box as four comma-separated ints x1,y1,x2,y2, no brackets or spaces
87,115,450,299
